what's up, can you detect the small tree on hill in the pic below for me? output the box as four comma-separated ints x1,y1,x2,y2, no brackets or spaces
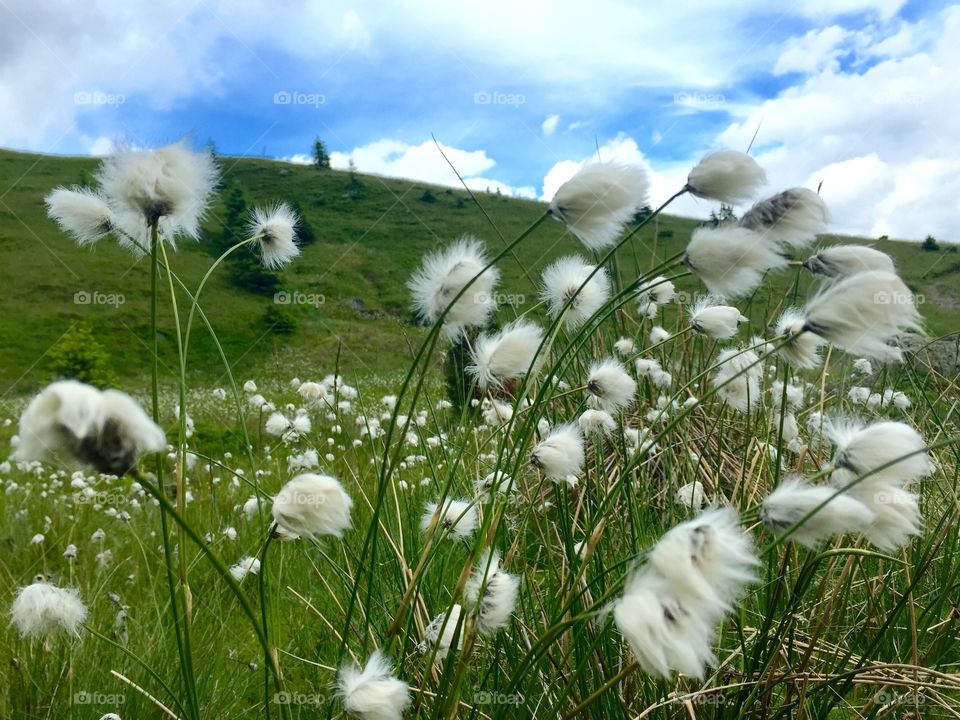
922,235,940,252
313,137,331,169
48,323,117,387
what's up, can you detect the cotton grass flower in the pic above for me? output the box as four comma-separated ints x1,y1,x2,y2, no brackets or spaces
826,419,932,488
420,604,464,662
649,326,670,345
549,162,648,250
229,556,261,582
271,473,353,540
45,187,115,246
761,477,875,548
686,151,766,204
247,203,299,269
613,508,757,679
684,225,788,298
675,481,706,510
337,650,411,720
420,498,478,540
712,348,762,413
688,299,747,340
614,337,636,356
10,581,87,637
636,275,676,306
803,245,895,278
740,188,828,250
14,380,165,475
586,358,636,413
578,409,617,437
467,320,544,389
408,237,500,338
530,424,584,482
540,256,611,329
464,550,520,635
95,140,218,250
802,271,922,362
773,308,825,369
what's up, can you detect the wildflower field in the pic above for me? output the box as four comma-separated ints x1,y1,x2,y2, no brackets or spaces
0,144,958,720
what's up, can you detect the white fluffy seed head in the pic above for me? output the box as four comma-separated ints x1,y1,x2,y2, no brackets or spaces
675,481,706,511
337,650,411,720
549,162,648,250
540,256,611,329
271,473,353,539
248,203,300,269
229,555,262,582
45,187,115,246
803,271,922,362
578,408,617,437
95,140,218,248
761,477,875,548
686,151,766,204
407,237,500,338
826,419,933,489
684,225,789,298
740,188,828,251
421,604,464,662
13,380,166,476
10,582,88,637
464,549,520,635
855,485,922,551
420,498,478,540
689,298,748,340
586,358,636,413
636,275,676,305
530,424,584,482
467,320,545,389
773,308,826,369
712,348,762,413
803,245,895,279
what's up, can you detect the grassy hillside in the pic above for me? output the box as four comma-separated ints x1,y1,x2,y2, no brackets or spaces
0,149,957,394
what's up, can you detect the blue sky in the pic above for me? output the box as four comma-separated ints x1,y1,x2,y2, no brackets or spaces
1,0,958,240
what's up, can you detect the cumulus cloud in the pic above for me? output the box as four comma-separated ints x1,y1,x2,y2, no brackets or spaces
541,114,560,136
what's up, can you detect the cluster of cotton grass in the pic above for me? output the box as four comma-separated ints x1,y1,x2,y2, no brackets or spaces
5,138,947,719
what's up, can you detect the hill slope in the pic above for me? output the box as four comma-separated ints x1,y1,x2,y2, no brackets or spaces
0,149,957,394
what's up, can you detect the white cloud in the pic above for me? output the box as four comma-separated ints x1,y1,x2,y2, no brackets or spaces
541,114,560,136
714,5,960,241
774,26,850,75
330,138,535,198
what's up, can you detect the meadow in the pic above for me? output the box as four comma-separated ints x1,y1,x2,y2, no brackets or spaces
0,144,958,720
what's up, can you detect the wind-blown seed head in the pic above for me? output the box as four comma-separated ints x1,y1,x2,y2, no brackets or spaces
826,419,933,489
712,348,762,413
803,245,895,279
854,484,921,551
10,581,88,637
408,237,501,338
802,271,923,362
271,473,353,539
13,380,165,475
740,188,828,251
337,650,411,720
549,162,648,250
229,555,262,582
586,358,636,413
95,140,218,247
689,298,748,340
421,604,464,662
464,550,520,635
474,470,514,496
248,203,299,269
467,320,545,389
420,498,478,540
761,477,875,548
684,225,789,298
686,151,766,204
540,256,611,328
773,308,826,369
636,276,676,305
676,481,706,510
578,408,617,437
45,187,115,246
530,423,584,482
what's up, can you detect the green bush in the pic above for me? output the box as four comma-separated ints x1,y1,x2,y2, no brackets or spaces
46,323,117,387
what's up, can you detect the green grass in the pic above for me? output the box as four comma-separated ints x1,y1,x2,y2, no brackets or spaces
1,148,957,395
